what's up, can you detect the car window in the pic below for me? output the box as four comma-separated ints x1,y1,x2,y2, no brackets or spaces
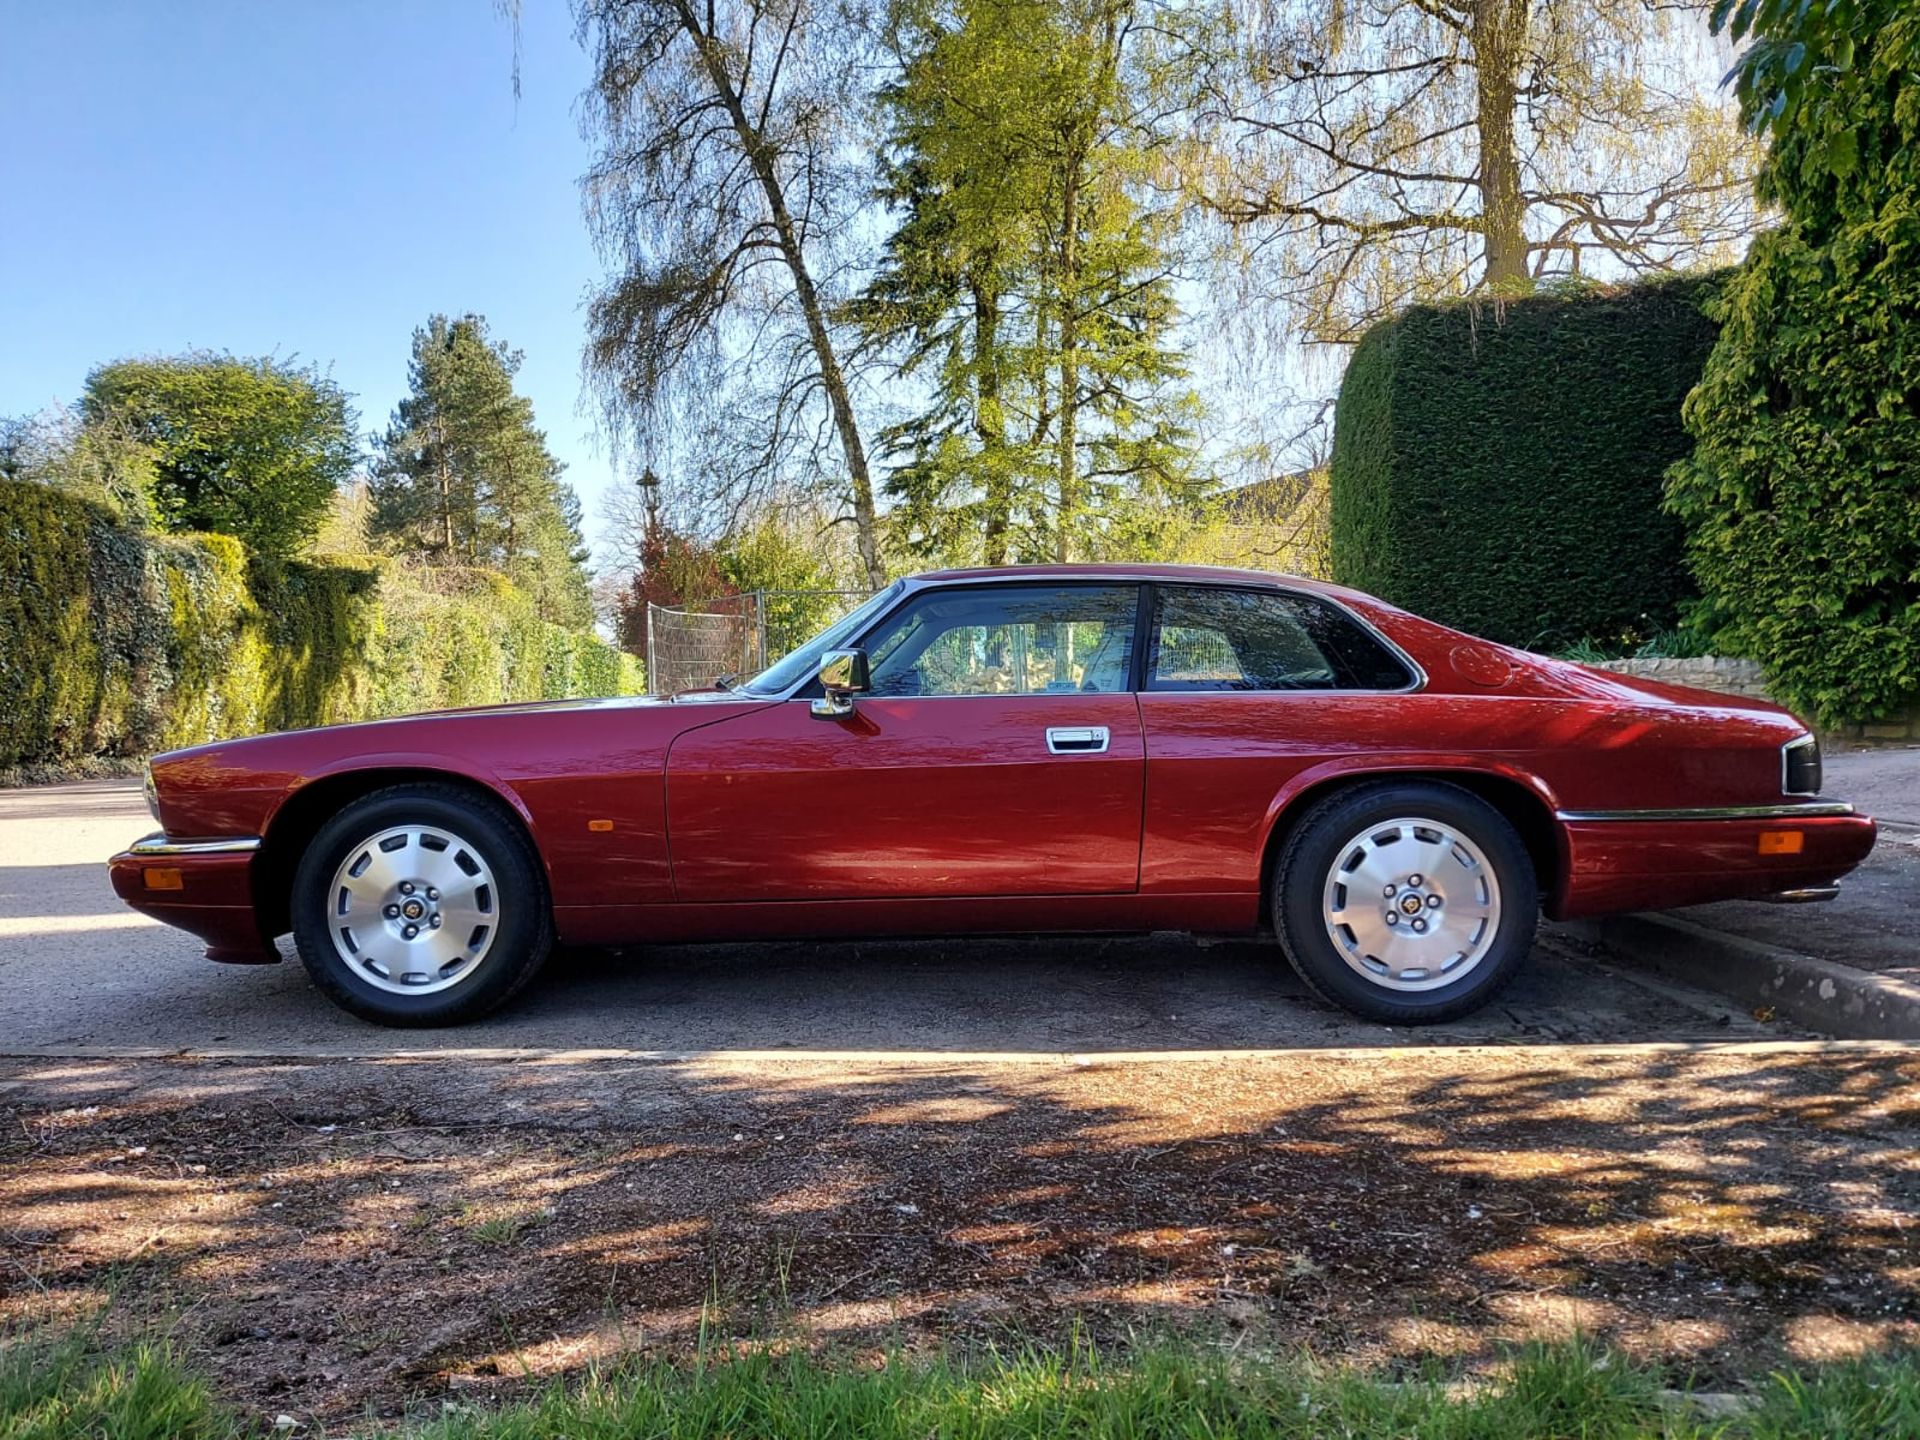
1148,586,1414,692
862,584,1139,697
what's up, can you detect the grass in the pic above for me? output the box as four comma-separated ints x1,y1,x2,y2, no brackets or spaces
4,1329,1919,1438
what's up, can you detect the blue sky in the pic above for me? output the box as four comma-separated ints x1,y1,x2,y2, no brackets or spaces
0,1,627,551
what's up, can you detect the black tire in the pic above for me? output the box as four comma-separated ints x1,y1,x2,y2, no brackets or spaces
1273,780,1537,1024
290,784,553,1026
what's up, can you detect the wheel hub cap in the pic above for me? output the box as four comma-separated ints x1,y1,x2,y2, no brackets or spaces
327,825,498,995
1321,816,1501,993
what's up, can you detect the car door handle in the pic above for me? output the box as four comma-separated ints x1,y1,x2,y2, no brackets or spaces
1046,726,1110,754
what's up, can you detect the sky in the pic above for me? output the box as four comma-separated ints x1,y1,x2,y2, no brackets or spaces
0,1,628,553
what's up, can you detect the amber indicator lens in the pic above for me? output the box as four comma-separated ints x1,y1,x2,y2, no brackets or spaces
1757,831,1804,856
143,867,185,891
587,819,614,832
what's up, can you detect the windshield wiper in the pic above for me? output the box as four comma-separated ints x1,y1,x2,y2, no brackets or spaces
713,672,740,692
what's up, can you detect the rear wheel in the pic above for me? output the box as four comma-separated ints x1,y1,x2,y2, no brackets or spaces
1273,781,1537,1023
291,785,553,1026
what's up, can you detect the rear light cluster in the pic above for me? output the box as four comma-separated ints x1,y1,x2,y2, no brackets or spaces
1783,734,1822,796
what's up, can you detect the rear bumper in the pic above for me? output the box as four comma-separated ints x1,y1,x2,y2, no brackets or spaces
1551,807,1878,920
108,833,279,963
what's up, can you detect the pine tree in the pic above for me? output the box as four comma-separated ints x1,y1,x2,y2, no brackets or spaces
862,0,1210,566
372,315,592,626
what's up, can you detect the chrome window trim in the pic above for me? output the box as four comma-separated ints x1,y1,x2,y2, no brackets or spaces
768,571,1428,701
128,833,263,856
1782,733,1820,797
1555,802,1855,823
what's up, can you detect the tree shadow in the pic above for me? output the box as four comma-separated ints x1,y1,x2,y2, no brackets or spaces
2,1043,1916,1422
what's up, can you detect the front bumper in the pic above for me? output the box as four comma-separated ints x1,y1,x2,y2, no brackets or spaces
1551,807,1879,920
108,833,280,963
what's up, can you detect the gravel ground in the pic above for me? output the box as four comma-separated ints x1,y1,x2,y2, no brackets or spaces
3,1048,1916,1425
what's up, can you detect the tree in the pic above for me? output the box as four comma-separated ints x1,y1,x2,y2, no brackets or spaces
1,405,161,527
1193,0,1763,343
607,469,733,654
82,354,356,558
1665,1,1920,724
574,0,887,588
371,315,592,627
862,0,1210,565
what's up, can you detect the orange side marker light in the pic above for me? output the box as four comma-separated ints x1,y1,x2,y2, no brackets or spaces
588,819,615,833
1758,830,1804,856
144,867,184,891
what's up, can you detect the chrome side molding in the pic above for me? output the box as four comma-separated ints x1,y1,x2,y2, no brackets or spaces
1555,802,1857,823
127,833,263,856
1760,886,1841,904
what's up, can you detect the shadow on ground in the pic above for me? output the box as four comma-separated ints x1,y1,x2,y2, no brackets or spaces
3,1045,1916,1421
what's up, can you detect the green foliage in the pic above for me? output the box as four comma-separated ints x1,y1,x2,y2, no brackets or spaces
0,481,641,773
372,314,593,627
0,1330,235,1440
10,1326,1920,1440
1713,0,1913,144
1670,6,1920,726
1328,276,1725,651
0,405,162,526
713,512,857,657
862,0,1210,565
83,353,357,559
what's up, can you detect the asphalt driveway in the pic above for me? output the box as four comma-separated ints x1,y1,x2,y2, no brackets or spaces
2,779,1796,1056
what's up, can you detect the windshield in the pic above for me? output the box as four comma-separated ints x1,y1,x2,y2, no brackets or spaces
735,582,904,697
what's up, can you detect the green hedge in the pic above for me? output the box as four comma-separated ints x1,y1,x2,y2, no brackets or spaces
1664,12,1920,728
0,480,643,773
1328,276,1724,651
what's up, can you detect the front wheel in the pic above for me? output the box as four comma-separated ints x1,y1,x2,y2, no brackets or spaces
290,784,553,1026
1273,781,1537,1024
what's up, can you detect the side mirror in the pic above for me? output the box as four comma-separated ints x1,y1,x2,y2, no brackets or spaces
810,647,870,719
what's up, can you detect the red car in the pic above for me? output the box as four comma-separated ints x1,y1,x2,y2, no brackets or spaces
113,564,1876,1027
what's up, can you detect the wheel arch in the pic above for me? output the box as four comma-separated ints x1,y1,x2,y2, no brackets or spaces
1255,764,1566,923
254,764,543,938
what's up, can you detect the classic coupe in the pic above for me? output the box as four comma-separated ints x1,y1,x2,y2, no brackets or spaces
113,564,1877,1027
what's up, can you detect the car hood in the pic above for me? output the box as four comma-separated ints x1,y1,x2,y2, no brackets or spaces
149,687,748,766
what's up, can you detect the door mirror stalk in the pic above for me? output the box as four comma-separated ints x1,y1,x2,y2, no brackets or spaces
810,648,870,719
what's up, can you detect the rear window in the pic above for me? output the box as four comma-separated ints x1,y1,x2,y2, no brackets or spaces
1148,586,1416,692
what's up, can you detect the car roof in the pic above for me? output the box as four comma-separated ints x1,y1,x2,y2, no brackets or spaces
907,562,1357,599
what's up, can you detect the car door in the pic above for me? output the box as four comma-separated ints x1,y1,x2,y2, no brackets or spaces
1137,583,1424,896
665,582,1146,902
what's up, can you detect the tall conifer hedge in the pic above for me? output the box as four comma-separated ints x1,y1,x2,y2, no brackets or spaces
1329,277,1723,651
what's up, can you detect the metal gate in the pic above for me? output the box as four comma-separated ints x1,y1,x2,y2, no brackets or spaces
644,589,873,695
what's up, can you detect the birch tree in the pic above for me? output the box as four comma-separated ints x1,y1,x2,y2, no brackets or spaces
574,0,888,587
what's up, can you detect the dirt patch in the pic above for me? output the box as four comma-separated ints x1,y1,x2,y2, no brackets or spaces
3,1047,1917,1424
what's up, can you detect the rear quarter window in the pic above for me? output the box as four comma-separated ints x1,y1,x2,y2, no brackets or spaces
1148,586,1417,692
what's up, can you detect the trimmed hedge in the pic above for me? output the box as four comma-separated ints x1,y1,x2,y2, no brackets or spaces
0,480,643,773
1328,276,1724,651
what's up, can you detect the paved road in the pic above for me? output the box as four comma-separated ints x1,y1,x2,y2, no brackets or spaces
0,779,1800,1056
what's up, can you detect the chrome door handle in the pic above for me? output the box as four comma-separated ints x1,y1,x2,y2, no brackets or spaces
1046,726,1110,754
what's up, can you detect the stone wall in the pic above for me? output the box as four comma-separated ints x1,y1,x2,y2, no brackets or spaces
1590,656,1920,746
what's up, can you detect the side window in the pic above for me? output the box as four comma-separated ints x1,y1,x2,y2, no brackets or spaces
862,585,1139,698
1148,587,1414,692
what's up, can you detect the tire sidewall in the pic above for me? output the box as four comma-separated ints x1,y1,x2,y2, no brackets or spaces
1275,783,1537,1023
291,789,550,1026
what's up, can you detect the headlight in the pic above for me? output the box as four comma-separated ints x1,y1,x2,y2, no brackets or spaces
143,764,162,823
1782,734,1821,796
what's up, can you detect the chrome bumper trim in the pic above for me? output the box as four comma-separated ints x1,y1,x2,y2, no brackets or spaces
126,833,263,857
1555,802,1857,824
